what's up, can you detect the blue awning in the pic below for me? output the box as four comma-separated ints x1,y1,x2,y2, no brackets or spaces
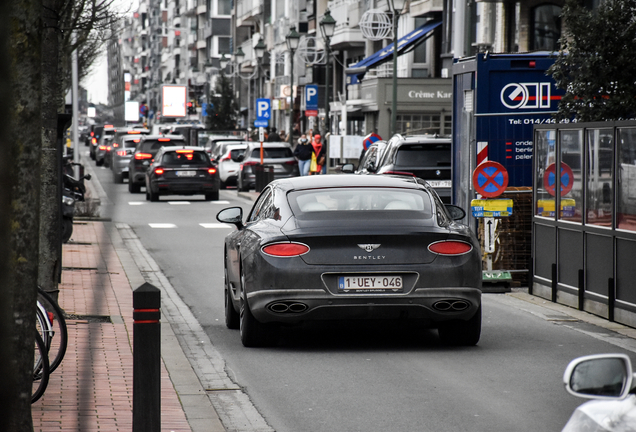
346,20,442,82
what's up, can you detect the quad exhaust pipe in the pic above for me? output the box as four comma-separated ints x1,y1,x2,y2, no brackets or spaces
268,301,309,314
432,300,470,312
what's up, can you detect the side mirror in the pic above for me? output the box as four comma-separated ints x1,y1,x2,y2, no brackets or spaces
341,163,355,174
367,161,377,172
217,207,244,229
83,174,92,181
445,204,466,221
233,154,245,163
564,354,635,400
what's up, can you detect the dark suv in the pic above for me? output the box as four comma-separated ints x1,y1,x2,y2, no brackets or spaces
128,134,186,193
372,134,452,203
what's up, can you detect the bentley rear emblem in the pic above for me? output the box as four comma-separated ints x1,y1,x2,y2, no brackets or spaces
358,244,381,253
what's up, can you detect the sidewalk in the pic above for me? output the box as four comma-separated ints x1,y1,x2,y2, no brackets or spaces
31,221,194,432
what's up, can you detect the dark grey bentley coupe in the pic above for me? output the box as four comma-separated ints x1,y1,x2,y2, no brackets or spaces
217,174,482,347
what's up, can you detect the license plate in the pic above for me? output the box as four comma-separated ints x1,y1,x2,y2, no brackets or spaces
338,276,403,292
176,170,196,177
427,180,451,188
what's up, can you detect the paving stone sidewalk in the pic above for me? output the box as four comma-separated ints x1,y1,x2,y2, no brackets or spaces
32,221,192,432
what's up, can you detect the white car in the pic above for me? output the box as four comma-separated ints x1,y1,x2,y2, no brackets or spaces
562,353,636,431
212,142,248,189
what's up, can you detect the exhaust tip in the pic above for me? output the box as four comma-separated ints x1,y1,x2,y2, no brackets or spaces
433,300,470,312
268,301,308,314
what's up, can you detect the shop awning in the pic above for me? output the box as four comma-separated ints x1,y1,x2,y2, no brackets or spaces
346,20,442,82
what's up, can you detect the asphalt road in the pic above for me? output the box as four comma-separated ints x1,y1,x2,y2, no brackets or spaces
86,151,636,432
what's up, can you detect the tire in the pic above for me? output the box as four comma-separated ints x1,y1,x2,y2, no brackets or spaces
437,305,481,346
238,175,249,192
148,186,159,202
37,287,68,374
61,217,73,243
205,189,219,201
220,180,227,190
239,272,278,347
128,180,141,194
96,157,103,167
32,331,50,403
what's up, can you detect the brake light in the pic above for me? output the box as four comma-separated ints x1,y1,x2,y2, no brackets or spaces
105,124,114,128
113,142,119,148
135,152,153,160
154,167,165,175
117,150,127,156
158,138,171,142
383,171,415,176
92,137,97,144
221,156,231,161
285,160,297,165
133,138,140,143
99,145,108,150
208,167,217,175
428,241,473,256
176,149,193,153
262,242,310,257
240,161,258,171
128,130,141,134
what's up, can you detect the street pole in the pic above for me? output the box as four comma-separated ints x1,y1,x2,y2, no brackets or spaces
286,27,300,148
391,6,399,137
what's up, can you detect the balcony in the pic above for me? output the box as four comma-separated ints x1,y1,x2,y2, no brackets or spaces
197,0,206,15
410,0,444,15
329,1,365,49
236,0,262,27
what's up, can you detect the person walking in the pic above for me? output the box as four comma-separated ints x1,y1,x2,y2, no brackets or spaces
293,134,313,176
267,127,281,142
310,134,326,175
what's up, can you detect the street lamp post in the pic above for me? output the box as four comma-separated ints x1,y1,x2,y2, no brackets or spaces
286,26,300,148
254,38,267,99
390,0,406,136
320,9,336,140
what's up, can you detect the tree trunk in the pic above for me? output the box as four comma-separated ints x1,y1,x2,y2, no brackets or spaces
39,0,64,301
7,0,43,430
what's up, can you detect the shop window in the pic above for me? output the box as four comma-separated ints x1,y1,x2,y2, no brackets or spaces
396,114,441,135
617,128,636,231
586,129,614,227
531,4,562,51
559,130,583,223
535,129,556,218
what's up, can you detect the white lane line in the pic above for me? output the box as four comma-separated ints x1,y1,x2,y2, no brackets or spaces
128,202,145,205
200,223,232,229
210,200,231,204
148,223,177,228
168,201,191,205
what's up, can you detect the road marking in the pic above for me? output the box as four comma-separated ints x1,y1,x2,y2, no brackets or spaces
210,200,230,204
168,201,191,205
128,202,145,205
199,223,232,229
148,223,177,228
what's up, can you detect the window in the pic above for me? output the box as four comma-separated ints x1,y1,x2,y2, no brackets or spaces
617,128,636,231
217,36,230,55
586,129,614,227
559,130,583,223
248,188,274,222
216,0,231,15
396,114,441,135
531,4,562,51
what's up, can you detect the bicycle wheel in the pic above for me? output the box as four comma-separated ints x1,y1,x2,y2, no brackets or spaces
35,304,52,374
37,288,68,373
32,331,50,403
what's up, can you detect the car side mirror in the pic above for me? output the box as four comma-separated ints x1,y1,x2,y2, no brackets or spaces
217,207,244,229
445,205,466,221
367,161,377,172
233,154,245,163
564,354,635,400
341,163,355,174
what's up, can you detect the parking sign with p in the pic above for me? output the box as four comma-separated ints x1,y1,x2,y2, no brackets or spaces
305,85,318,117
255,98,270,127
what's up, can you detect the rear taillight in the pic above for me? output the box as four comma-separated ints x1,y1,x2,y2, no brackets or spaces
285,160,297,165
135,152,153,160
262,242,310,257
154,167,165,175
176,149,193,153
240,161,258,171
117,150,127,156
158,138,171,142
99,145,108,150
92,137,97,144
208,167,217,175
428,241,473,256
113,142,120,148
221,156,231,161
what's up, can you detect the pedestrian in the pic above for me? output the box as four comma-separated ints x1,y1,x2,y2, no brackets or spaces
293,134,313,176
310,134,326,175
267,127,281,142
279,130,287,142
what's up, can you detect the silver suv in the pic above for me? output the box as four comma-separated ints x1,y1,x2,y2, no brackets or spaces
236,142,299,191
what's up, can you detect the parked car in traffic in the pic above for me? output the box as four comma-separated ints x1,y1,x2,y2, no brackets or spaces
210,142,248,188
107,127,150,168
236,142,299,191
562,353,636,431
216,174,482,347
356,140,387,174
203,135,243,159
94,125,117,166
128,134,186,193
88,124,108,160
111,134,143,183
370,134,452,203
145,146,219,201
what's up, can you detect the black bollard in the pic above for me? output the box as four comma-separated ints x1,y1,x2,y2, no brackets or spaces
133,283,161,432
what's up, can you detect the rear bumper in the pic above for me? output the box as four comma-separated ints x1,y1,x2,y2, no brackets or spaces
149,179,217,195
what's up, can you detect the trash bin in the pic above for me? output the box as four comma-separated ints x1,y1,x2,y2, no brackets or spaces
254,164,274,192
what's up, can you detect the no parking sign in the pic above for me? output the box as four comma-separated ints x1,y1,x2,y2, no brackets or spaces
544,162,574,197
472,161,509,198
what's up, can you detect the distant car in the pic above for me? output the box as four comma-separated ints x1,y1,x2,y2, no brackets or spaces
236,142,299,191
371,134,452,203
107,128,150,168
210,142,248,188
216,174,482,347
89,124,107,160
203,136,243,159
111,135,143,183
94,126,117,166
128,134,186,193
356,140,387,174
562,353,636,431
145,146,220,201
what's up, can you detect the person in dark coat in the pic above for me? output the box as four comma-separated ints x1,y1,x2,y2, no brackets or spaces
267,127,281,142
293,134,313,176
